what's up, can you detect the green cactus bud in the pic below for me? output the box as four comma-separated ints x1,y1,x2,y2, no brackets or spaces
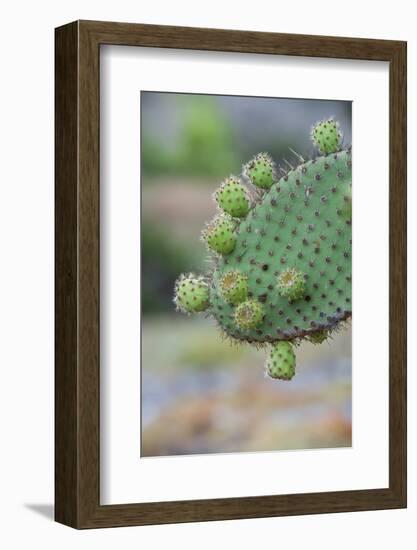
219,270,248,305
276,267,306,301
215,176,250,218
311,118,342,154
234,299,264,330
201,214,236,255
266,341,296,380
174,273,210,313
308,330,329,345
244,152,275,189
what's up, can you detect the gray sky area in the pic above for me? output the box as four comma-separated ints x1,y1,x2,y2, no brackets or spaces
141,91,352,162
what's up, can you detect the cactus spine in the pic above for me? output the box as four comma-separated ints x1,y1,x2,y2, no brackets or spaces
174,119,352,379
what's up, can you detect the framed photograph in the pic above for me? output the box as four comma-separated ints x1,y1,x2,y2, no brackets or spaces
55,20,407,529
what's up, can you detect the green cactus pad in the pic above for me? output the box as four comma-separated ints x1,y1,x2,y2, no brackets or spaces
277,267,306,301
244,153,275,190
219,270,248,305
265,341,296,380
311,119,342,154
210,150,352,343
215,176,250,218
201,214,236,255
234,299,264,330
174,274,210,313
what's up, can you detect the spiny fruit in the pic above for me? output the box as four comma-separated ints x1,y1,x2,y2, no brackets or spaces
276,267,306,301
201,214,236,255
174,274,209,313
174,119,352,380
219,270,248,305
265,341,296,380
234,299,264,330
311,118,342,154
243,153,275,190
214,176,250,218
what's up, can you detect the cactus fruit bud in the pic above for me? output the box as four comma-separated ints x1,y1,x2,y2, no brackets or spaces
214,176,250,218
219,270,248,305
308,330,329,345
201,214,236,255
276,268,306,301
174,274,210,313
311,118,342,154
244,153,275,190
234,299,264,330
266,341,296,380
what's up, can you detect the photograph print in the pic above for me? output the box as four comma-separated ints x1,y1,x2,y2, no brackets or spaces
140,92,352,457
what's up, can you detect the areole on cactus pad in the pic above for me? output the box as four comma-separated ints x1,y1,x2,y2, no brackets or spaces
174,118,352,380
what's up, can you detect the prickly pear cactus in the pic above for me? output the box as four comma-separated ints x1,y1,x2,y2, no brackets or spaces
174,118,352,380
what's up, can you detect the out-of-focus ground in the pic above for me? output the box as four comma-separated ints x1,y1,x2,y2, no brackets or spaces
141,318,351,456
141,92,352,457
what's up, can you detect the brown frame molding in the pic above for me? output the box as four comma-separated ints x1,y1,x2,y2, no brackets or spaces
55,20,407,529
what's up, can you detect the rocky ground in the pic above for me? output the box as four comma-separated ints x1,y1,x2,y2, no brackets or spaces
141,316,352,457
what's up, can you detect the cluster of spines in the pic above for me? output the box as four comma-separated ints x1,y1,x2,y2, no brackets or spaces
276,267,306,301
307,329,329,345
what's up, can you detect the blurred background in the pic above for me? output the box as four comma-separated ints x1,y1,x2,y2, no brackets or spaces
141,92,352,457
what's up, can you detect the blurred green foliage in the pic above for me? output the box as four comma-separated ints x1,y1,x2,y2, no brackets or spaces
178,333,245,369
142,221,201,313
142,96,238,179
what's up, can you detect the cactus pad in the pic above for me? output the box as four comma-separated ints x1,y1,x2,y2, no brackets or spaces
210,150,352,344
175,120,352,379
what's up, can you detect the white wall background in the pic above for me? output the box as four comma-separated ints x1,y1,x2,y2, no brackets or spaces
0,0,414,547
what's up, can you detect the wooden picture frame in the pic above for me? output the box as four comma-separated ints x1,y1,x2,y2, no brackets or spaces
55,20,407,529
